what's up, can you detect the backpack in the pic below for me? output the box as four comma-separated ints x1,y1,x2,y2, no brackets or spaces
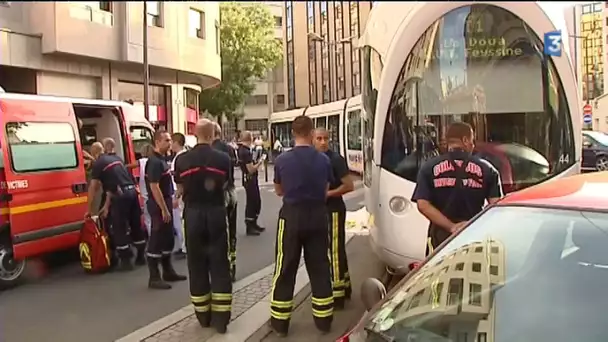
79,216,111,273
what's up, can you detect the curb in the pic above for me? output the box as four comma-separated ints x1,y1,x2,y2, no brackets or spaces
116,186,365,342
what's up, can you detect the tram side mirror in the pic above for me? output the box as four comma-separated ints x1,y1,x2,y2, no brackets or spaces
361,278,387,311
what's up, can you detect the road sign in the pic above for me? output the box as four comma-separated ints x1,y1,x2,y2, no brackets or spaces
584,104,593,114
583,114,593,124
544,31,562,57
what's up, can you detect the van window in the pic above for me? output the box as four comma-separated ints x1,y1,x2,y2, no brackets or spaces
130,126,154,159
7,122,78,172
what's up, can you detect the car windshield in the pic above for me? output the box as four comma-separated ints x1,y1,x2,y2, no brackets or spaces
585,131,608,147
365,205,608,342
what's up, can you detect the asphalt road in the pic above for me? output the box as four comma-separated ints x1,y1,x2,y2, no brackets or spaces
0,168,365,342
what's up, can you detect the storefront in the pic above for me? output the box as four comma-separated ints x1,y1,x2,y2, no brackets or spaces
118,81,170,131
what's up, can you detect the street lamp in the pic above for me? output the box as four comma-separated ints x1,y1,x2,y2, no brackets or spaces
143,2,150,122
308,32,356,101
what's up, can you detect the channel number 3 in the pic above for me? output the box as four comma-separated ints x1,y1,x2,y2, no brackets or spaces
545,33,562,55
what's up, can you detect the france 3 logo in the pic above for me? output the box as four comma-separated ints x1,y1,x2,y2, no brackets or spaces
544,31,562,57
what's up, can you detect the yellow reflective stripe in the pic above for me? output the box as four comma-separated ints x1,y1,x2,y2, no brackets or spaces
270,219,285,302
191,294,211,303
427,237,434,254
194,305,210,312
431,278,440,309
332,212,339,283
312,308,333,318
312,296,333,306
333,290,346,297
271,309,291,320
226,215,230,261
0,196,88,215
271,300,293,309
211,293,232,300
211,304,231,312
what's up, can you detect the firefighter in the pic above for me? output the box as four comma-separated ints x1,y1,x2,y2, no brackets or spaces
313,128,355,309
145,130,187,290
412,122,504,255
86,140,146,272
174,119,233,334
237,131,265,236
270,116,334,336
170,133,188,258
211,122,238,282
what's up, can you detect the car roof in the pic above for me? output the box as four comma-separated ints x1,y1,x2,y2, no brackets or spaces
498,172,608,211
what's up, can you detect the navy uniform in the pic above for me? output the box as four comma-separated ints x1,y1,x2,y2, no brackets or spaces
174,144,233,334
145,151,187,289
271,146,334,335
212,139,238,282
91,153,146,270
237,143,264,235
324,149,352,307
412,148,503,254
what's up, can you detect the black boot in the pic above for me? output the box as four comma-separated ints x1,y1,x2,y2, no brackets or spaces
117,255,134,272
161,256,187,282
254,221,266,232
134,245,146,266
148,258,171,290
246,222,260,236
195,312,211,328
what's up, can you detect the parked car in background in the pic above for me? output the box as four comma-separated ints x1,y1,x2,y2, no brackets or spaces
341,171,608,342
582,131,608,172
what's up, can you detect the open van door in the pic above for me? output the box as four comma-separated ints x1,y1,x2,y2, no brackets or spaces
0,97,87,262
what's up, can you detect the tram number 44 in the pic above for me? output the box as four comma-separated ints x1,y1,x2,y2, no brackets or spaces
558,154,570,164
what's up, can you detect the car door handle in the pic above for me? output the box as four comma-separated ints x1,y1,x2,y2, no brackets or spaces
72,182,88,194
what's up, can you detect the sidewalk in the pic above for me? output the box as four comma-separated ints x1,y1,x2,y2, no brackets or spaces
116,207,376,342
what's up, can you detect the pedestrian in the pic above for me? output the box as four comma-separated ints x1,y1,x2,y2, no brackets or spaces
270,116,334,336
145,130,187,289
237,131,266,236
211,122,238,282
412,122,504,255
313,128,355,309
127,144,155,236
174,119,233,334
85,139,147,272
170,132,188,259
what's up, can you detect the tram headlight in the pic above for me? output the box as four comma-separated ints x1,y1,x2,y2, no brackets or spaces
389,196,410,214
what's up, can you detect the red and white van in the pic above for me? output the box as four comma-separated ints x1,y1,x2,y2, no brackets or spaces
0,93,154,289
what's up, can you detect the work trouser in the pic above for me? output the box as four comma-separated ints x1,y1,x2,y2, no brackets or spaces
184,203,232,329
110,187,147,259
270,203,333,334
327,201,351,305
225,188,238,280
146,196,175,259
244,176,261,227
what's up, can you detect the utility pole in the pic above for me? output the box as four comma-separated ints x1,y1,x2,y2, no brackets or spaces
143,2,150,122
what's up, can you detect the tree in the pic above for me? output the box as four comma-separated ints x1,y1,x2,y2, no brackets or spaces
200,3,282,122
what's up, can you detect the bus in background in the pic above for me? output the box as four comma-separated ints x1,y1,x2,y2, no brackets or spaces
360,2,581,274
269,95,363,174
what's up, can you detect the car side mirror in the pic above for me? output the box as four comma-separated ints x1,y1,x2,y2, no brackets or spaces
360,277,387,311
583,141,592,148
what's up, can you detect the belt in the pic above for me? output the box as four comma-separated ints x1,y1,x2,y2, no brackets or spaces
121,185,136,190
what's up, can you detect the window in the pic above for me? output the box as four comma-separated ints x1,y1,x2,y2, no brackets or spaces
349,2,361,95
245,95,268,106
184,88,200,112
380,4,575,193
7,122,77,173
215,20,220,54
582,4,592,14
455,262,465,271
188,9,205,39
275,94,285,105
347,109,362,150
328,114,340,152
315,117,327,129
307,1,317,105
361,45,383,186
271,122,293,148
245,119,268,135
130,126,154,159
594,2,602,12
286,1,295,108
146,1,162,27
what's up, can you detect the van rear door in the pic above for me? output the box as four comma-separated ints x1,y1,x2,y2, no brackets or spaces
0,98,87,259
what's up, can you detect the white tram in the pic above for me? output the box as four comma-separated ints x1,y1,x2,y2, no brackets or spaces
269,95,363,173
360,2,582,273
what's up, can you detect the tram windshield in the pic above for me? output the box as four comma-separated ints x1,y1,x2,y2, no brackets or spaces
376,4,575,193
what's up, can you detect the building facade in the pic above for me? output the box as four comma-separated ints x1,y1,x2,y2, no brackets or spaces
283,1,372,109
234,1,285,139
0,1,221,134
